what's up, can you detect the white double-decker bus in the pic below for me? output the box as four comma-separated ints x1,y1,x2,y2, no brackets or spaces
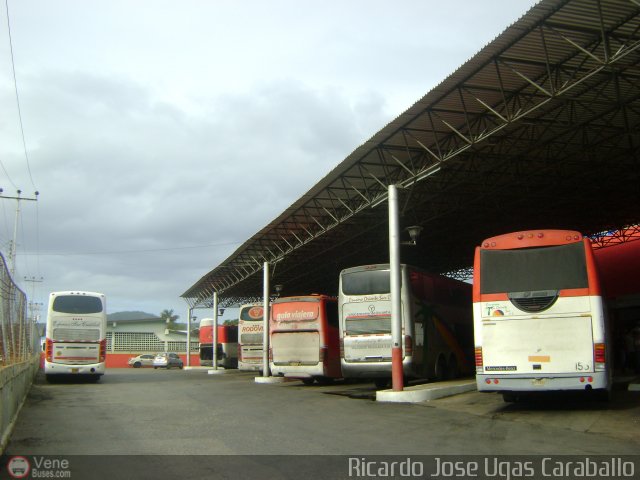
237,303,264,371
339,264,473,388
473,230,613,401
44,291,107,382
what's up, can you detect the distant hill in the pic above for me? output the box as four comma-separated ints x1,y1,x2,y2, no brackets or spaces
107,311,158,321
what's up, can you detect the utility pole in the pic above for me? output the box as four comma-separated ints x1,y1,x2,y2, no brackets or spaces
1,189,39,277
24,276,43,357
25,276,44,324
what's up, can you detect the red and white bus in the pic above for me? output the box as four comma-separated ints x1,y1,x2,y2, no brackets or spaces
44,291,107,382
269,295,341,385
199,319,238,368
473,229,628,401
339,264,473,388
237,303,264,371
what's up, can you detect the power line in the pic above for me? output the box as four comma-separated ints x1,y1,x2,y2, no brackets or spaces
4,0,37,191
17,240,242,257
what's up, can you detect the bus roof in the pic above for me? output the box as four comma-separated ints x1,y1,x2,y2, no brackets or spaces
49,291,105,298
479,230,583,250
272,294,335,304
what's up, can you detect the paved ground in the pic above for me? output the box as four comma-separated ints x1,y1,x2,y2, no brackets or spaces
5,368,639,457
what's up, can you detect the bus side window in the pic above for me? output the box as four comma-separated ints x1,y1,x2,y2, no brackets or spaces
326,301,339,328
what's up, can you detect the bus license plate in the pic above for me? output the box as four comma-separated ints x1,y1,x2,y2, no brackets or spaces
532,378,546,386
290,362,301,366
71,368,79,373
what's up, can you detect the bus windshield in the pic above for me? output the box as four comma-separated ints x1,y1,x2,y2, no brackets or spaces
342,270,391,295
480,242,588,294
52,295,103,314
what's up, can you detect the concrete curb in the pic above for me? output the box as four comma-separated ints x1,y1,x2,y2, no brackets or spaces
376,380,476,403
254,376,290,384
207,369,227,375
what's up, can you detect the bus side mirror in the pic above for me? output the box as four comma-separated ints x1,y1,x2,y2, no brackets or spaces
42,342,46,351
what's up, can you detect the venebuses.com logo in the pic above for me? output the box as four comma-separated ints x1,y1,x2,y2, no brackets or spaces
6,456,30,479
5,456,71,478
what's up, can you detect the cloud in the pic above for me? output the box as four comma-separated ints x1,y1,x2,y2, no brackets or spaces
0,0,539,318
4,67,390,315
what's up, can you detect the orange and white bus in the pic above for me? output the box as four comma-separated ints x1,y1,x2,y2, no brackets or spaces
44,291,107,382
473,230,613,401
339,264,473,388
199,319,238,368
269,295,341,385
237,303,264,371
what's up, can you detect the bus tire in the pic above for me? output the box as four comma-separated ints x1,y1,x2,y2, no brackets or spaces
302,378,315,386
435,355,448,381
593,389,612,402
374,378,390,389
317,377,334,386
89,375,101,383
502,393,517,403
447,354,459,379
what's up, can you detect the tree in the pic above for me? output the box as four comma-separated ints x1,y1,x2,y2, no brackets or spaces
160,309,179,330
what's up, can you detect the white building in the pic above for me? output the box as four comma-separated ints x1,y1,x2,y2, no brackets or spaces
106,317,198,354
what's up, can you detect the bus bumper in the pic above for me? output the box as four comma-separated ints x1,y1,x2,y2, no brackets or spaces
340,357,412,379
270,363,323,379
44,361,105,376
476,371,609,392
238,362,262,372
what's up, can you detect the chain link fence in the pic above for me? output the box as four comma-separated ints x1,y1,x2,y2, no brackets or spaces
0,253,38,366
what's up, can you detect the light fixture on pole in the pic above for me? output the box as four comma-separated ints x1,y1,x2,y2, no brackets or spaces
402,225,423,246
274,284,283,297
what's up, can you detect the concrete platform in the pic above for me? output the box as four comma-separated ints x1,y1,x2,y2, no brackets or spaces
207,368,227,375
254,376,290,384
376,379,476,403
183,366,209,371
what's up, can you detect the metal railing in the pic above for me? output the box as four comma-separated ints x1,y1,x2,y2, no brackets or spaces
0,252,37,366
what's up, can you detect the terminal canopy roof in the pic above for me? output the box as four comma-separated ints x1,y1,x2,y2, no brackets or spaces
183,0,640,308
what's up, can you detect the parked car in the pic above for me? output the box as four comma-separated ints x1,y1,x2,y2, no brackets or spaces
128,354,156,368
153,352,184,369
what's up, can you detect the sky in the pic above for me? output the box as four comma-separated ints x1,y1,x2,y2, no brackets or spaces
0,0,539,324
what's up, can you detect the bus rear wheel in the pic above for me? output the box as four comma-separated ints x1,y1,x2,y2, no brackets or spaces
302,378,315,386
435,355,448,381
316,377,334,386
374,378,390,389
447,354,459,380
